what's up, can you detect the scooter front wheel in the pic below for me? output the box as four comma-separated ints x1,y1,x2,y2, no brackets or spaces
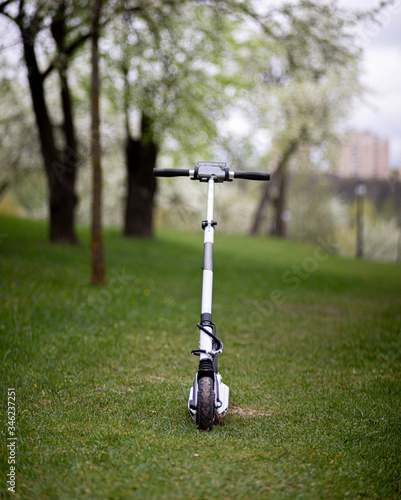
196,376,215,430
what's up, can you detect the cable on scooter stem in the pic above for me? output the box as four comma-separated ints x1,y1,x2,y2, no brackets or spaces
191,321,224,357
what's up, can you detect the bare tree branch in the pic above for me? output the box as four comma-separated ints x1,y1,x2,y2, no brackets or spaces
0,0,16,14
42,31,91,79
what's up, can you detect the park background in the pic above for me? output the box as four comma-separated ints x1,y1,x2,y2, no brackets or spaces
1,0,401,498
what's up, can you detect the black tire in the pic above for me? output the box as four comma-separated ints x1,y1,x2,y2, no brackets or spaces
196,376,215,430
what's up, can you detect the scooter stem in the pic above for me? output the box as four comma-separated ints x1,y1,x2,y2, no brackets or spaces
199,178,215,361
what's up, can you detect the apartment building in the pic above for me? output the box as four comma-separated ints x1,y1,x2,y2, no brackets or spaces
336,130,390,179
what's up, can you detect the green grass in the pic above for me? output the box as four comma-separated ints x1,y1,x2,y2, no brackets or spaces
1,215,400,499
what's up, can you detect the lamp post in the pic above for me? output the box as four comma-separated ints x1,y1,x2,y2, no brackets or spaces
355,183,366,259
397,214,401,264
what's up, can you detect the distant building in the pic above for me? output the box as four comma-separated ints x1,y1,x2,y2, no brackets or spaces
336,130,390,179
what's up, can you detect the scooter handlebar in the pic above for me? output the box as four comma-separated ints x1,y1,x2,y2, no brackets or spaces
153,168,190,177
153,167,270,181
233,171,270,181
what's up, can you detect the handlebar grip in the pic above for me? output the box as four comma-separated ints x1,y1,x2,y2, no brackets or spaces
233,171,271,181
153,168,190,177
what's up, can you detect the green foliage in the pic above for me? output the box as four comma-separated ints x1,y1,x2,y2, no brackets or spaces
283,174,400,262
0,78,41,175
101,1,243,164
287,173,342,246
0,77,46,215
336,198,400,262
0,0,386,241
1,215,401,498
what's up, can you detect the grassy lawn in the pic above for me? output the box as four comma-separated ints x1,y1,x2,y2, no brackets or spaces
1,215,400,499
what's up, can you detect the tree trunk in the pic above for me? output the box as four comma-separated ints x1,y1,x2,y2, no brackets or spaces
249,181,271,235
0,181,9,199
51,4,80,243
90,0,105,285
124,114,158,238
271,168,288,238
21,27,78,244
249,140,298,236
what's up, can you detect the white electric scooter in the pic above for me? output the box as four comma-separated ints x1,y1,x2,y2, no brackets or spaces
154,162,270,430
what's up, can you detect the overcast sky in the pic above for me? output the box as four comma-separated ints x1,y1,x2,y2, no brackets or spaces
345,0,401,169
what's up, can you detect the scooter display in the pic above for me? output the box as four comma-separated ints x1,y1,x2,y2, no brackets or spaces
154,162,270,430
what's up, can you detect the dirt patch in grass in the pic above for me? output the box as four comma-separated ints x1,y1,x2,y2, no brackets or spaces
145,375,169,383
229,405,271,417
